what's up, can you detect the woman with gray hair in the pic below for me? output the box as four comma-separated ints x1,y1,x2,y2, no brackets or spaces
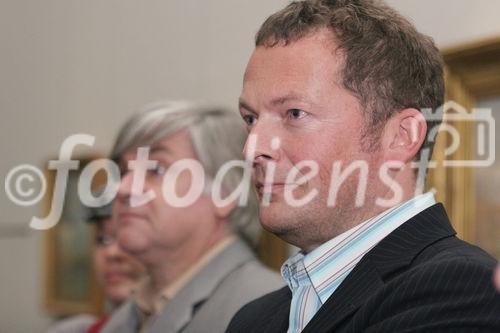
100,101,283,333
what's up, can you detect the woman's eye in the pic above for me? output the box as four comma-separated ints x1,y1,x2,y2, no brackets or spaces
151,165,167,176
288,109,307,119
96,234,114,246
242,114,257,126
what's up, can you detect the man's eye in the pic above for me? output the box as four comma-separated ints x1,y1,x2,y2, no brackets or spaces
242,114,257,126
287,109,307,119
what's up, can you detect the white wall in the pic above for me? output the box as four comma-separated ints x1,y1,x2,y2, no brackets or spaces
1,1,500,331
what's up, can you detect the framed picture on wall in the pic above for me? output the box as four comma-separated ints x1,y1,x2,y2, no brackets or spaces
43,156,105,316
429,37,500,258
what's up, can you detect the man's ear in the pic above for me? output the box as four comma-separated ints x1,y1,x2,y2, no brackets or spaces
381,108,427,163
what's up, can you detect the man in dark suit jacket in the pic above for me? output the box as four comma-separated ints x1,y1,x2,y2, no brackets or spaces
228,204,500,332
228,0,500,332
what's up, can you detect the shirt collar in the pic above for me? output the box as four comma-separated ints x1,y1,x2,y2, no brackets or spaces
281,192,436,303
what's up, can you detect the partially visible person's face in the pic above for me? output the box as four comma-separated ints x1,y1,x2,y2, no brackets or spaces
93,217,144,306
240,29,383,251
113,130,221,259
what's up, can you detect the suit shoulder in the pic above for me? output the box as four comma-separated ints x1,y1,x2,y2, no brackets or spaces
413,235,497,270
217,259,285,314
363,248,500,331
202,260,284,333
232,259,284,288
396,235,498,294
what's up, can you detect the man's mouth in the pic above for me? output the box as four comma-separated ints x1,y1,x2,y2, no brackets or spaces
255,182,294,195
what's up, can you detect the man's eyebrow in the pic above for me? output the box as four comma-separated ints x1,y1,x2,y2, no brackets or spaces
238,98,256,113
149,145,171,156
270,93,305,107
116,146,170,172
239,94,307,113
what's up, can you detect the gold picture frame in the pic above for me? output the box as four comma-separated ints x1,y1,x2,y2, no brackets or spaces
42,156,105,316
428,36,500,245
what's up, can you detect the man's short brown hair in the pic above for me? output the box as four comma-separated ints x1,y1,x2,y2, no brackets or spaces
256,0,444,157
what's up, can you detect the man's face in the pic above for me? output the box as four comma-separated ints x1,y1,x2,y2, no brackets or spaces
113,130,217,258
240,30,382,251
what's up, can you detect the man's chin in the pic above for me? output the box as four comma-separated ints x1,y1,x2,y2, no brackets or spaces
260,208,297,239
259,203,318,249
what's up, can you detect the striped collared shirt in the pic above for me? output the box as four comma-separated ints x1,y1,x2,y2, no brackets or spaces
282,192,436,333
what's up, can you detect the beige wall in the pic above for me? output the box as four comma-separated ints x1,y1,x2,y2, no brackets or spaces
386,0,500,48
1,0,500,331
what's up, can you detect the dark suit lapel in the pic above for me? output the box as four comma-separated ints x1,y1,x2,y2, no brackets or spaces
264,287,292,333
302,203,456,333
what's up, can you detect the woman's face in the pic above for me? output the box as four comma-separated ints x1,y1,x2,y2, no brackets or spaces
93,217,145,306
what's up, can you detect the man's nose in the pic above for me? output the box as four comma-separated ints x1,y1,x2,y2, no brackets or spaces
116,170,134,203
243,119,281,164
